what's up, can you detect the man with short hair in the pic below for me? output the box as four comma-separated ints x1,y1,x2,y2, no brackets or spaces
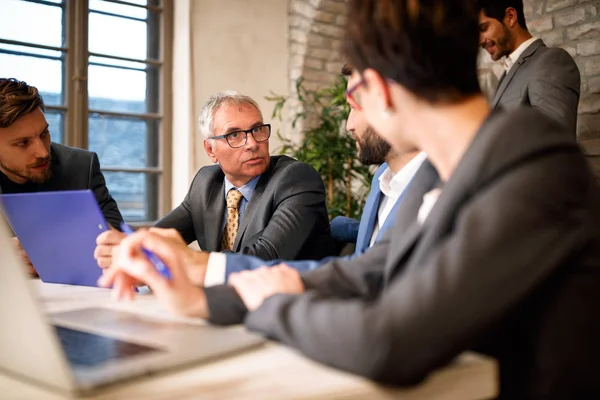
0,78,123,273
95,90,335,265
477,0,580,134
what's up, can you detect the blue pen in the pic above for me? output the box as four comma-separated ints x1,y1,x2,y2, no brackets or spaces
120,222,172,280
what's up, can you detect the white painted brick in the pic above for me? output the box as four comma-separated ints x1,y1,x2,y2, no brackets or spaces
314,11,336,23
580,55,600,76
579,94,600,114
578,39,600,56
311,22,345,39
589,77,600,94
307,47,334,60
555,6,587,27
290,28,308,44
290,1,315,19
546,0,577,13
541,29,565,46
529,15,554,32
304,57,325,70
319,1,348,15
567,20,600,40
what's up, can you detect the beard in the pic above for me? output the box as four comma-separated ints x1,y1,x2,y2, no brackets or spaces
492,24,513,60
357,127,391,166
0,157,52,184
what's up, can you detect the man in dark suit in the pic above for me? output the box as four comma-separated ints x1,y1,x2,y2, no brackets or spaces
95,91,335,267
184,66,426,285
0,78,123,274
477,0,581,134
101,0,600,397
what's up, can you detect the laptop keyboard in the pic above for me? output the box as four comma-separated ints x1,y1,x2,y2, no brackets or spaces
53,325,161,367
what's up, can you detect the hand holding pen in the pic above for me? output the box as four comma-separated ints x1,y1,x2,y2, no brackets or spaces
120,222,172,280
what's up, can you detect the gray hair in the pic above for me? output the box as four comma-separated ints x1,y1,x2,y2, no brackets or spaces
198,90,263,139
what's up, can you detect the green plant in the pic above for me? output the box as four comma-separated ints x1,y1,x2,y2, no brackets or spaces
267,76,373,220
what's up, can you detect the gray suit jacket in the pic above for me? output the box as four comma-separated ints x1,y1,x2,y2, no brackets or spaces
492,39,581,135
204,108,600,399
0,143,123,229
156,155,336,261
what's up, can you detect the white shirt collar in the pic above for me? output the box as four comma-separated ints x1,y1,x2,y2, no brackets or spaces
379,152,428,199
504,37,538,73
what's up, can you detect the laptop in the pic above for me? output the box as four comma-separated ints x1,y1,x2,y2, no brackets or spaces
0,190,110,287
0,212,265,395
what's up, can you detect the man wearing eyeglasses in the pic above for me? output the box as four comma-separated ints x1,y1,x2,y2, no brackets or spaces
95,90,336,272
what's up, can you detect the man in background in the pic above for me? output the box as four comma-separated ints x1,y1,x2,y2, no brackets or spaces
477,0,580,134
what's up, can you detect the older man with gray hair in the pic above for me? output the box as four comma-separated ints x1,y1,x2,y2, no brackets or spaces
95,91,335,270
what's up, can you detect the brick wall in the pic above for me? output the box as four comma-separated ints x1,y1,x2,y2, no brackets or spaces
289,0,346,92
288,0,600,174
524,0,600,148
287,0,347,134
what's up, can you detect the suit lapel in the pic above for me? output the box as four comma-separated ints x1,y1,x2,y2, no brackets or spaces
232,175,268,251
204,177,226,251
355,184,381,254
491,39,544,108
381,161,440,282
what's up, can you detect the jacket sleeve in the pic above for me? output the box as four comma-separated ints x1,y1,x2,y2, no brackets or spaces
224,253,347,279
207,237,391,326
236,162,331,260
89,152,123,229
528,49,580,134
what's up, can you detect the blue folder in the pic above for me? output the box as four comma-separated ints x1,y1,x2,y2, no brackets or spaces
0,190,108,287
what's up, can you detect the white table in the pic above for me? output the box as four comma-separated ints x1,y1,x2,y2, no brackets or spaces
0,282,498,399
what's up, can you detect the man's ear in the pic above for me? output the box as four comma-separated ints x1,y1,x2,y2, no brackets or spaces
504,7,518,28
203,139,218,163
363,68,394,114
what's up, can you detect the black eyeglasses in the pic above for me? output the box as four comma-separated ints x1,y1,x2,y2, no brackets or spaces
211,124,271,148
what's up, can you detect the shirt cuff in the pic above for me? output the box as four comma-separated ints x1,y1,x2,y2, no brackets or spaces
205,252,227,286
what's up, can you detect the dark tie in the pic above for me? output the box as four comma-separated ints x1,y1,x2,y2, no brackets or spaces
221,189,244,251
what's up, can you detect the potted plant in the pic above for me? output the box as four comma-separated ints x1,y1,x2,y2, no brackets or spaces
268,77,373,220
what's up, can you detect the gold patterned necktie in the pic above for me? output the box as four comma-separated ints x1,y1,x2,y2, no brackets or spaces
220,189,244,251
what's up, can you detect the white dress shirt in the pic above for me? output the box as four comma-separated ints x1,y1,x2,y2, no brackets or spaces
504,37,538,73
417,188,443,225
370,152,428,246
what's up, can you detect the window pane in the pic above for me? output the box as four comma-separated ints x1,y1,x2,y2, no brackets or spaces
89,12,147,60
0,42,63,58
89,0,148,20
88,63,159,113
45,111,64,144
0,54,64,107
88,116,159,168
103,172,159,222
0,0,64,48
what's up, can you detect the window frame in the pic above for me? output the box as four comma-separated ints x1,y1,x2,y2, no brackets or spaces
0,0,173,224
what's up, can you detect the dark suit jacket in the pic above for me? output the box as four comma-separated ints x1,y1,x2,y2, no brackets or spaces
492,39,581,135
204,108,600,399
155,155,335,261
0,143,123,229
